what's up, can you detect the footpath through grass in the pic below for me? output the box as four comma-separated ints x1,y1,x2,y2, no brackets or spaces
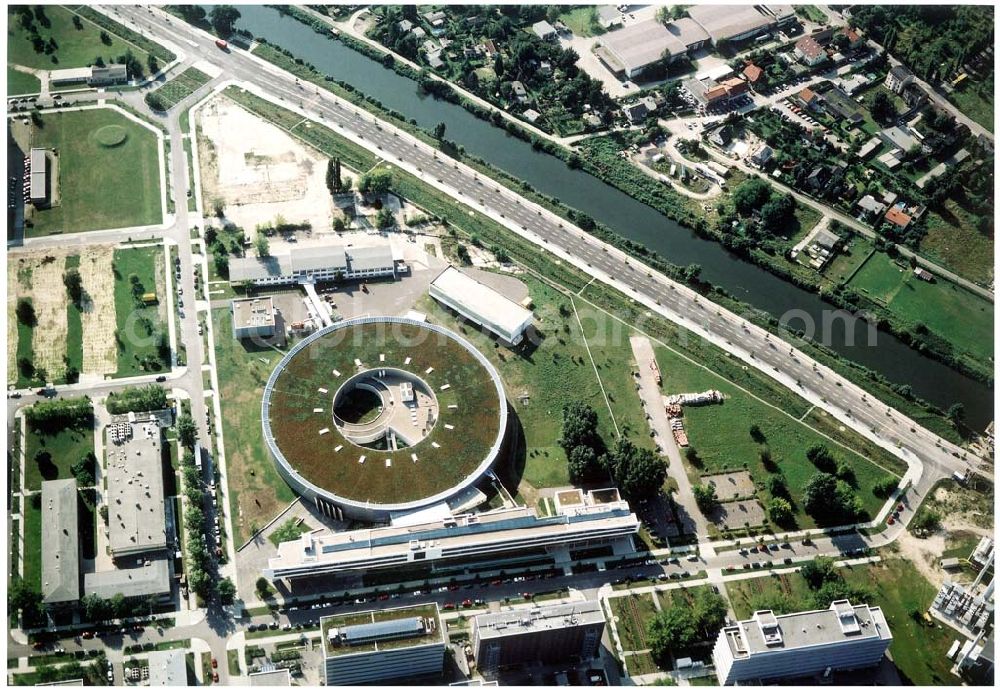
112,245,169,377
28,107,162,236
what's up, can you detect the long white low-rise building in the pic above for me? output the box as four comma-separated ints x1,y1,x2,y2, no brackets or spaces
429,266,533,345
264,496,639,582
228,244,398,286
712,601,892,685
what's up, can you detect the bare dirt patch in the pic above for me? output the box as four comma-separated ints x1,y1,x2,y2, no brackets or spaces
196,95,335,233
708,499,766,530
11,249,71,378
77,245,118,377
701,471,755,501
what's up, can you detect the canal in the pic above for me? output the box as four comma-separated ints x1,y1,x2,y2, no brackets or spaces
223,5,993,428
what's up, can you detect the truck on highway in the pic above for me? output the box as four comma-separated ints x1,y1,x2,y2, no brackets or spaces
215,38,229,51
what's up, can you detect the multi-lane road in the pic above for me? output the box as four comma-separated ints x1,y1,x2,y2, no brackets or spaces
107,4,987,492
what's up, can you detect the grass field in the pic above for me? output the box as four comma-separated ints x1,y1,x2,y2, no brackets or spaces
608,592,658,652
147,67,211,111
653,343,898,529
112,245,168,377
22,494,41,590
921,199,995,286
7,67,40,95
821,235,873,288
24,413,94,492
843,559,960,685
417,276,614,492
28,108,162,236
725,570,814,619
212,308,295,545
558,7,606,37
947,78,994,133
6,5,150,72
15,303,36,388
848,252,993,366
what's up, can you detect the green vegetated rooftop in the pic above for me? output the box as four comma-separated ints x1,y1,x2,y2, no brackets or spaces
321,604,442,657
267,320,502,505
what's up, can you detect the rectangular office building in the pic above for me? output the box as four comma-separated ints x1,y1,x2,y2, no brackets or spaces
322,604,445,685
472,600,606,677
713,600,892,685
105,419,168,558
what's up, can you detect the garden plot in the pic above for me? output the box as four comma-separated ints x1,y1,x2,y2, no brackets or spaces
197,95,336,233
77,245,118,378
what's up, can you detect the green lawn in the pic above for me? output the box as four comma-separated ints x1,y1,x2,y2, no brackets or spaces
7,67,40,95
147,67,211,111
843,559,961,686
848,252,993,366
947,78,994,133
820,236,873,288
559,7,606,37
653,344,898,529
921,199,995,286
416,277,612,492
7,5,150,72
112,245,169,377
727,558,961,685
22,494,41,590
608,593,658,652
212,308,295,545
28,107,162,236
24,412,95,492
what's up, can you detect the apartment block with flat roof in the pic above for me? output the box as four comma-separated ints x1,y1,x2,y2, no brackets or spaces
321,604,445,685
472,600,606,677
712,601,892,685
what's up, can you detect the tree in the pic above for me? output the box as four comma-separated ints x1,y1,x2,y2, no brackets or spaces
768,497,794,527
255,576,273,600
81,593,112,623
568,444,600,484
603,436,666,501
16,298,36,327
376,207,395,229
326,157,342,194
455,243,471,265
758,193,794,233
71,453,96,487
803,472,862,525
558,402,601,454
946,403,965,425
99,30,112,46
766,474,790,500
806,444,837,473
749,424,765,443
146,53,159,75
254,231,270,258
358,168,393,199
800,556,838,589
72,15,83,30
63,268,83,306
218,578,236,605
869,90,896,124
8,579,43,623
177,414,197,449
648,606,696,661
692,484,719,512
433,122,447,140
731,177,772,216
209,5,241,38
872,476,898,499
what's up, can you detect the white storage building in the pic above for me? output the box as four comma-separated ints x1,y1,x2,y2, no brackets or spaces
429,266,533,345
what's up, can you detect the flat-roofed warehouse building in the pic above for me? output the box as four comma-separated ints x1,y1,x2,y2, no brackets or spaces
29,148,47,203
231,296,277,339
265,492,639,581
41,479,80,607
228,244,398,286
322,604,445,685
686,4,794,45
105,419,168,558
429,266,533,345
712,600,893,685
472,600,606,677
146,649,188,686
596,19,709,78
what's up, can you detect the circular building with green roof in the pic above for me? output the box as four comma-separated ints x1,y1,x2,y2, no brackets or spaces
262,316,507,521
